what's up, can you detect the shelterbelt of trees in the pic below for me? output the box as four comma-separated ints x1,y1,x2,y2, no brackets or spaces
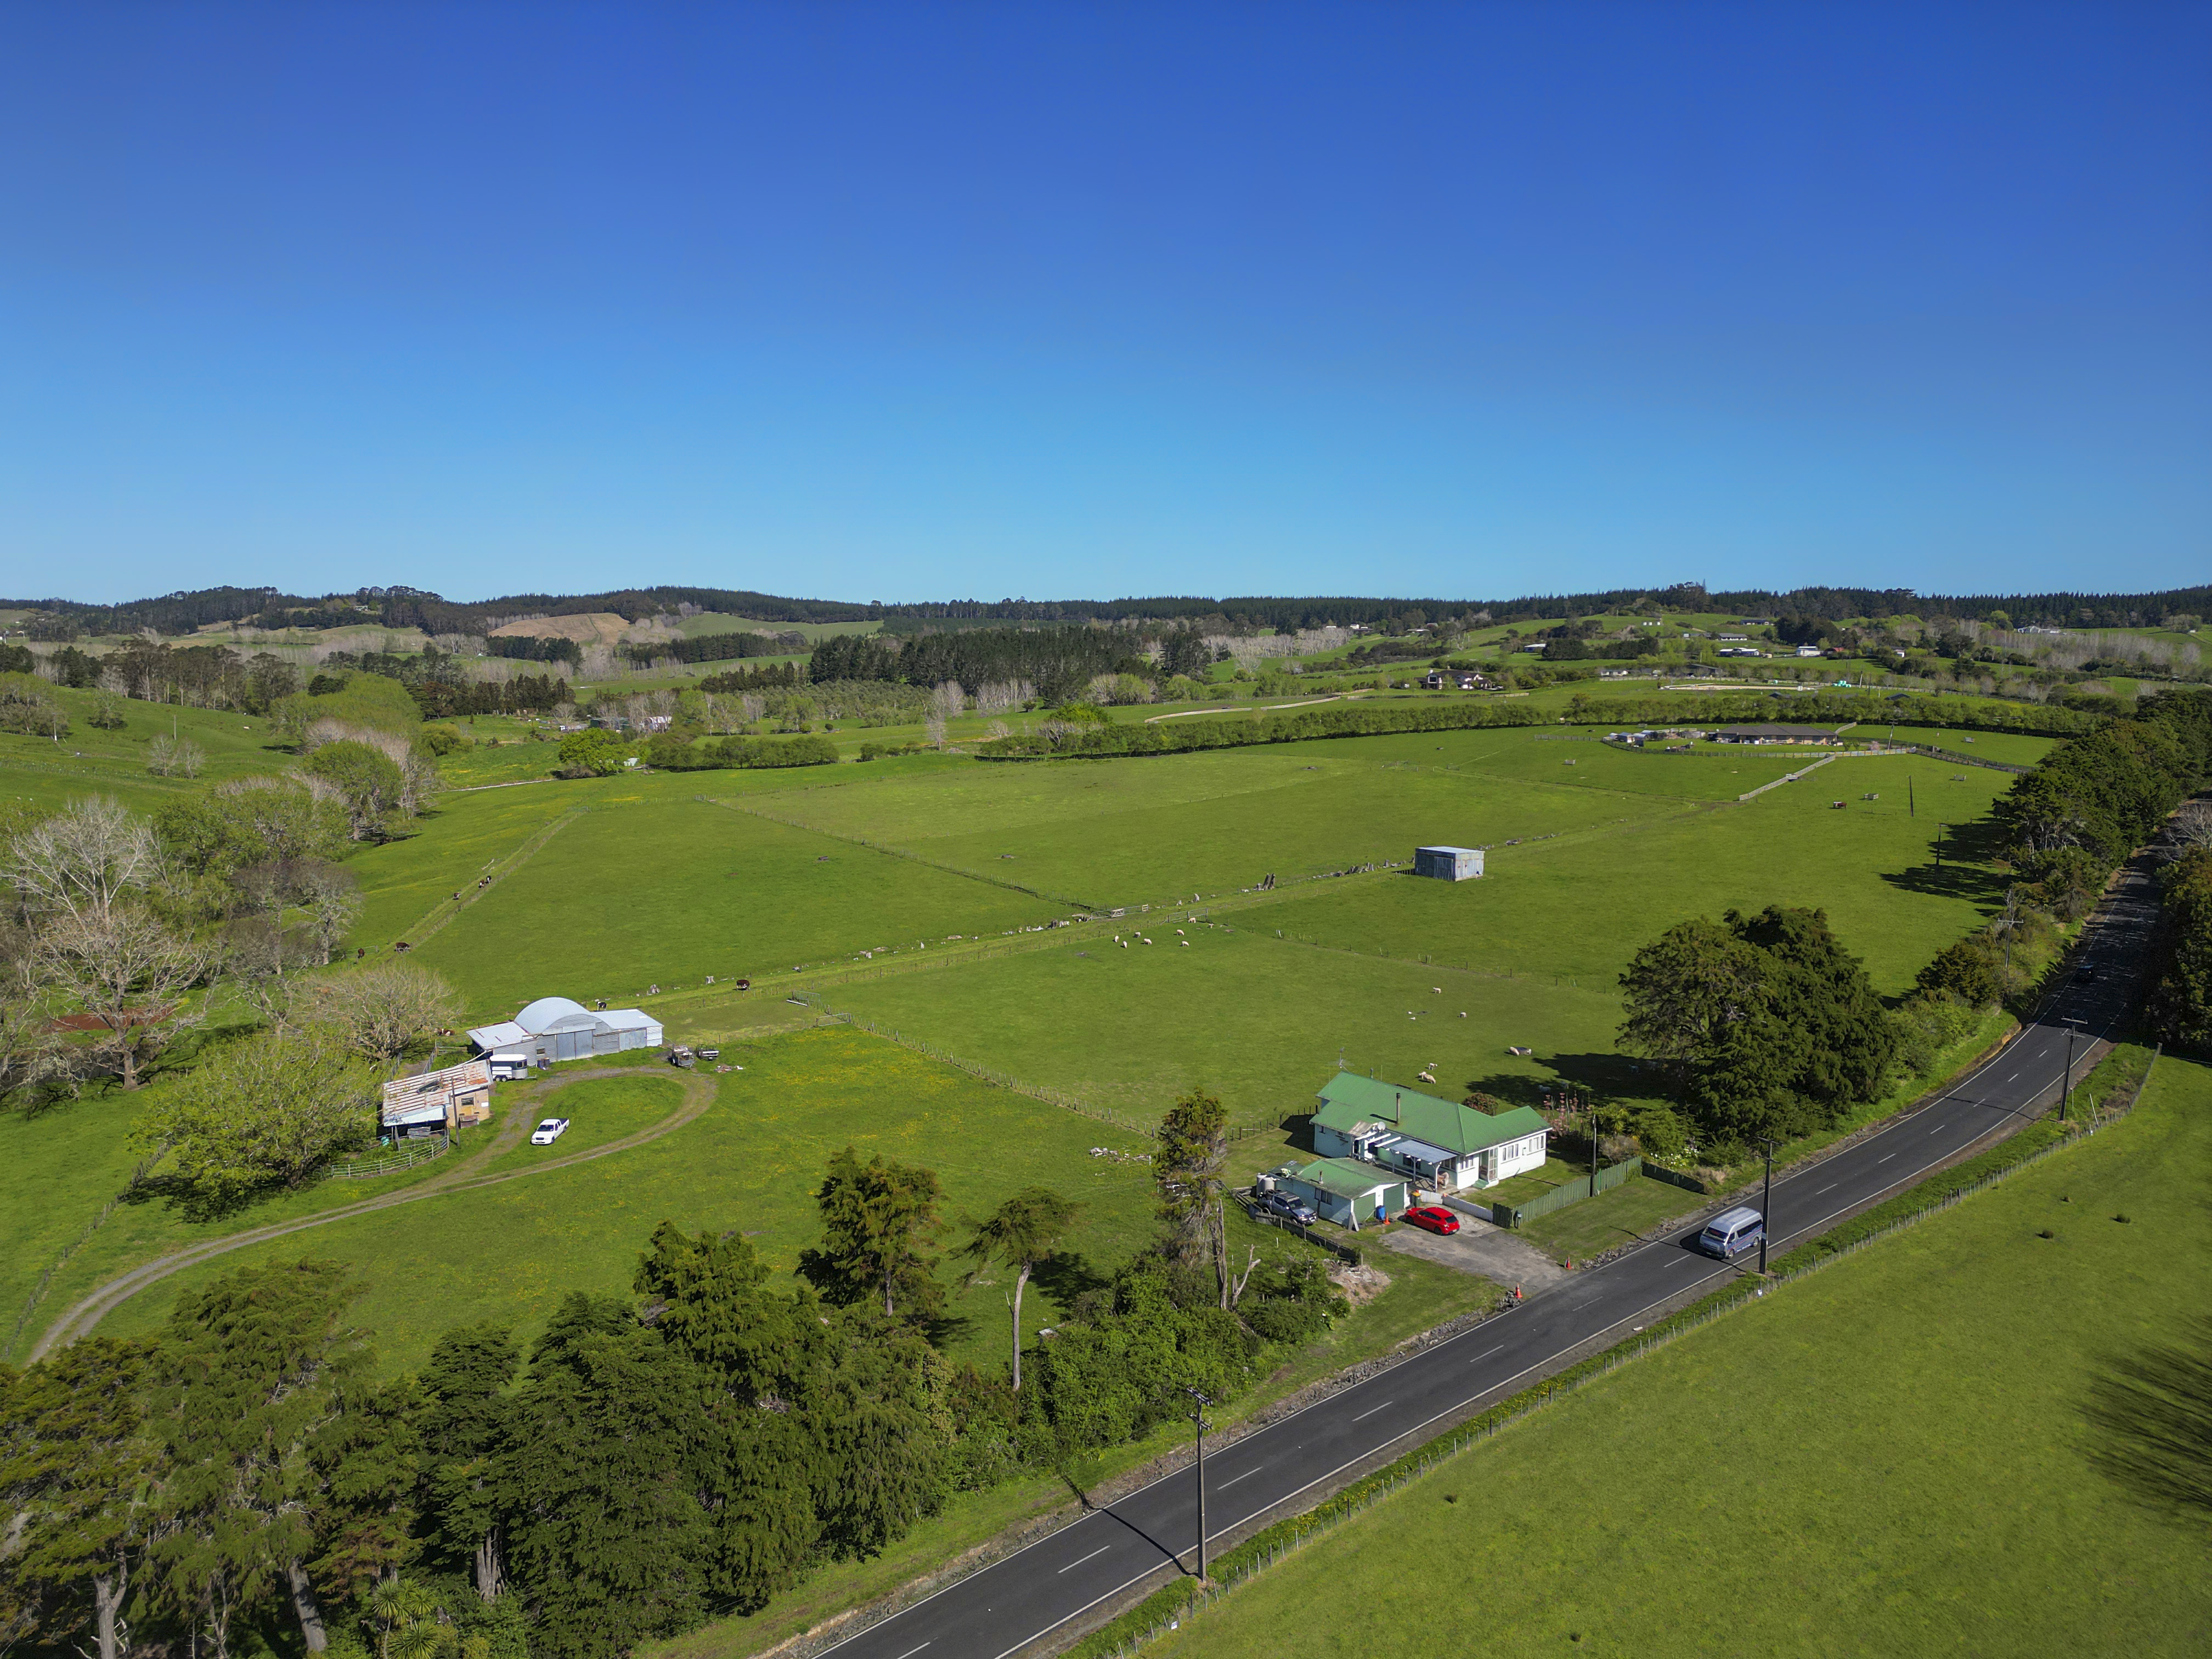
1,1094,1352,1659
977,687,2096,760
1610,689,2212,1162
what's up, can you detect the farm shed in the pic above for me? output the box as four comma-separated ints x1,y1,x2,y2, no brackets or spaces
1714,724,1842,744
381,1058,493,1137
1266,1159,1408,1231
467,996,663,1075
1413,845,1484,881
1312,1071,1549,1190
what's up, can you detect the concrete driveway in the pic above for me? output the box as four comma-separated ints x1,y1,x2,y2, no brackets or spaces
1373,1212,1571,1293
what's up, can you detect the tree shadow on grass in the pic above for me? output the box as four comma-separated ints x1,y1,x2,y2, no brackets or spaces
2080,1313,2212,1526
1030,1250,1113,1312
1466,1052,1660,1109
122,1169,276,1225
1877,815,2011,907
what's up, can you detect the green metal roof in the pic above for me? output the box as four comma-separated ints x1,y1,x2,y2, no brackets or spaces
1292,1157,1409,1199
1313,1071,1551,1156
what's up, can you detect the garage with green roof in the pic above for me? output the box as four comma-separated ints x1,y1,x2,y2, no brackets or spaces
1311,1070,1550,1192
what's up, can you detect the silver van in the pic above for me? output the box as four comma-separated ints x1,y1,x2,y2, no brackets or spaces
1695,1206,1765,1259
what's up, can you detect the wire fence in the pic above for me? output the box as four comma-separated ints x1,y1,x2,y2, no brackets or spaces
321,1133,452,1181
3,1144,168,1365
1069,1051,2160,1658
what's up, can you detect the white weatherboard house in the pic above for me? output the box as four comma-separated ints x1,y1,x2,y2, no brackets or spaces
467,996,663,1076
1311,1072,1549,1191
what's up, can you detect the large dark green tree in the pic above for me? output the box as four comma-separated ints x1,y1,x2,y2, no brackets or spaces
798,1147,945,1322
142,1259,377,1656
1621,907,1896,1144
497,1294,715,1659
0,1338,159,1659
1154,1089,1231,1306
416,1322,520,1600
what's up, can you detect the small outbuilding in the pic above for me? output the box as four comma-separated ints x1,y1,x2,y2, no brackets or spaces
467,996,663,1075
381,1058,493,1138
1266,1158,1409,1231
1414,845,1484,881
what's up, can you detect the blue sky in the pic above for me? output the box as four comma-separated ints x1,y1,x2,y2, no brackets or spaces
2,1,2206,605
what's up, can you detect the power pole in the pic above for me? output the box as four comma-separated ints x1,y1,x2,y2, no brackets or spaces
1757,1136,1777,1275
2061,1023,2078,1123
1185,1388,1212,1582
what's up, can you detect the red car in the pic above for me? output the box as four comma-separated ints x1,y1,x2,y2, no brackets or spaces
1403,1205,1460,1236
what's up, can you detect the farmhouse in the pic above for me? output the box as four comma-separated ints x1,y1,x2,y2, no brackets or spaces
1413,845,1484,881
380,1058,493,1138
1263,1158,1409,1230
467,996,664,1076
1311,1072,1549,1190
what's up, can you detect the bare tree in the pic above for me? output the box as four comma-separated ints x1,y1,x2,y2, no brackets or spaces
35,905,217,1089
4,795,159,930
924,712,947,751
309,963,464,1063
0,924,63,1108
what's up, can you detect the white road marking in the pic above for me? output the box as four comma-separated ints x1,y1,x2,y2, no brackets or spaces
1930,1125,1948,1134
1469,1343,1505,1364
1351,1400,1396,1423
1816,1183,1836,1195
1217,1466,1263,1489
1877,1153,1895,1163
1055,1546,1110,1575
896,1646,932,1658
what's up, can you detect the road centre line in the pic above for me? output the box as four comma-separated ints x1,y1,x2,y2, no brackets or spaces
1469,1343,1505,1364
1216,1467,1263,1489
1351,1400,1396,1423
895,1646,930,1659
1056,1545,1111,1574
1815,1183,1836,1195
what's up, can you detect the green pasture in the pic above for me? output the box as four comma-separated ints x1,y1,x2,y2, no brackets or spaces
0,685,298,812
1513,1172,1709,1262
676,613,879,642
1255,758,2017,995
470,1073,687,1177
95,1026,1165,1376
721,729,1809,910
403,789,1063,1015
820,926,1626,1132
1150,1055,2212,1659
345,780,578,948
0,1066,501,1366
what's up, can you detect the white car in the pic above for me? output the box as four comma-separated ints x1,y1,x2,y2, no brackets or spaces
529,1118,571,1146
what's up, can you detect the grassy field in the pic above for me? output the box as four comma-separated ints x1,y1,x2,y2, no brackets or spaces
1513,1173,1709,1262
820,925,1628,1131
92,1026,1170,1375
403,789,1066,1015
1254,758,2015,994
1147,1056,2212,1659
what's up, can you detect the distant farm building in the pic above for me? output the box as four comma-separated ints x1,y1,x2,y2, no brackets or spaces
1715,724,1843,745
1413,845,1483,881
467,996,663,1076
381,1058,493,1138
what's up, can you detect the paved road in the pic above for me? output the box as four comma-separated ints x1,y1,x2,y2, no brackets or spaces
823,865,2159,1659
